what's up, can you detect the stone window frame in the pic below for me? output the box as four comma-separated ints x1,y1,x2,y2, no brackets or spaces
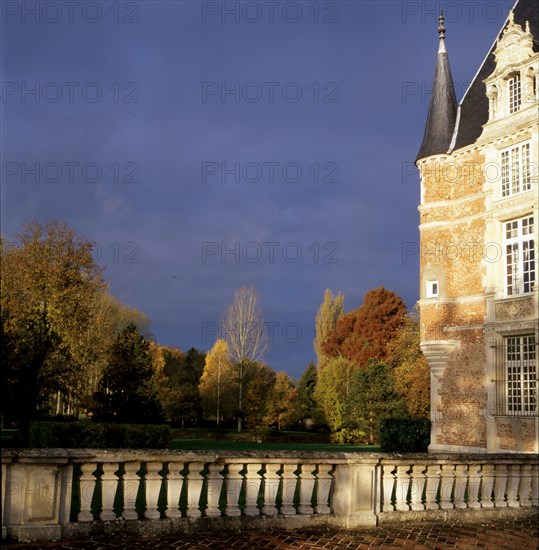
504,214,535,297
500,141,531,198
494,334,537,416
426,279,439,299
508,72,522,114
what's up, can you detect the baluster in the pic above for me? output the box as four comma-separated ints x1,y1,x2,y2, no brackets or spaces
122,462,139,520
262,463,280,516
225,463,243,517
395,465,411,511
206,463,224,517
165,462,184,518
424,464,440,510
298,463,316,515
518,464,532,507
100,463,118,521
314,464,332,515
186,462,205,518
280,463,297,516
410,464,426,511
530,463,539,507
78,462,96,522
144,462,162,519
493,464,508,507
506,464,521,508
439,465,455,510
382,464,396,512
453,464,468,509
244,463,262,516
466,464,481,509
480,464,495,508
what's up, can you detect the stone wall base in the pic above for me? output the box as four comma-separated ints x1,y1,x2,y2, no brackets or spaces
378,507,539,525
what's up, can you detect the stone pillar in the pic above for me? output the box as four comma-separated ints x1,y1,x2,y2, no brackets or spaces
262,463,280,516
144,462,162,520
332,461,377,527
493,464,508,508
205,463,223,518
100,463,118,521
395,464,411,511
453,464,468,509
314,464,332,515
280,463,297,517
381,464,395,512
122,462,139,520
420,340,457,452
298,463,316,515
480,464,495,508
506,464,521,508
186,462,205,518
410,464,426,511
225,463,243,517
78,463,96,522
244,463,261,516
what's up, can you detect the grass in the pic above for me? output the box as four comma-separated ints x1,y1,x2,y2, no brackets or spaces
170,438,380,452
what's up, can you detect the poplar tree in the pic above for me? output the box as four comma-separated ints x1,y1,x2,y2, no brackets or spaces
313,289,344,367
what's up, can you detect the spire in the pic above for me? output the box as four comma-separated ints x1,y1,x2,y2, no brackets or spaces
416,10,458,162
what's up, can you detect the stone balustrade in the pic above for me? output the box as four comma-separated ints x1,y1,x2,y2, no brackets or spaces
2,450,537,543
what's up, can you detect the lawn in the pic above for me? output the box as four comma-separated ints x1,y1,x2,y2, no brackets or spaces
170,438,380,452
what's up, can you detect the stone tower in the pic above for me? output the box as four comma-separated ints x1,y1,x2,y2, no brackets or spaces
416,1,538,453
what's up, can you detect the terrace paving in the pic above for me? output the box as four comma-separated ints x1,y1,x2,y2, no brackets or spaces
3,518,538,549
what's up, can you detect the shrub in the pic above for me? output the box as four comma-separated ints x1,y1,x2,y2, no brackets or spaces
379,418,431,453
29,421,171,448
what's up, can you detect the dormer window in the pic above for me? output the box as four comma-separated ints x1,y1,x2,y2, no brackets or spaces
508,73,521,113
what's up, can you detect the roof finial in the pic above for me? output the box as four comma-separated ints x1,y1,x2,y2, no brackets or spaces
438,9,447,53
438,9,446,40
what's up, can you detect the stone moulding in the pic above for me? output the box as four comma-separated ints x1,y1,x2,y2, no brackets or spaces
1,449,538,543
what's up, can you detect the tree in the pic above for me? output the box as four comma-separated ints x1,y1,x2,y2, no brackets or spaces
322,287,407,369
266,371,301,431
314,289,344,367
221,286,270,431
346,360,407,444
1,221,105,433
199,339,237,427
91,323,162,423
314,356,355,433
243,362,276,433
386,313,430,419
155,346,205,427
296,362,320,427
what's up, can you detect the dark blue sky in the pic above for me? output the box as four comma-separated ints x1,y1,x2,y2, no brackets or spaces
1,0,512,377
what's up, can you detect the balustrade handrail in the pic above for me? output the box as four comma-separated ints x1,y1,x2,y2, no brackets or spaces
2,449,538,544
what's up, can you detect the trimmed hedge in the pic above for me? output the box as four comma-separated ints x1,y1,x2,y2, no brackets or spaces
29,421,171,449
379,418,431,453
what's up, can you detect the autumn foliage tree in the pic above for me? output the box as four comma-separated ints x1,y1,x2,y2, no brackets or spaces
266,371,301,430
321,287,407,368
386,313,430,419
199,339,237,427
314,289,344,367
1,221,105,433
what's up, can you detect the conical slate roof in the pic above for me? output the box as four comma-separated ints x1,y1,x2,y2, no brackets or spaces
416,12,458,162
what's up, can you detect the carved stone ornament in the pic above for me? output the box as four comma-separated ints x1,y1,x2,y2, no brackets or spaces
494,297,535,321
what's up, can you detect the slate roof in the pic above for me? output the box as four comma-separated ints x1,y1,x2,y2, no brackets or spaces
415,45,458,162
416,0,539,162
450,0,539,152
